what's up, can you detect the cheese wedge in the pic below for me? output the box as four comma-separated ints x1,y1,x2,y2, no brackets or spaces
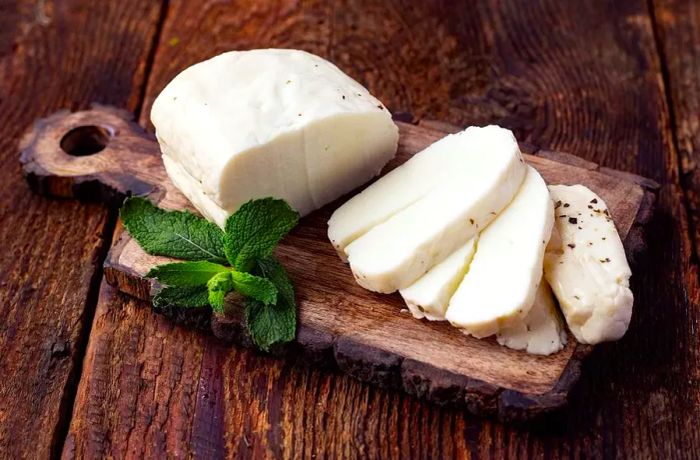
496,279,567,356
544,185,633,344
340,126,527,293
445,166,554,338
152,49,399,227
399,237,478,321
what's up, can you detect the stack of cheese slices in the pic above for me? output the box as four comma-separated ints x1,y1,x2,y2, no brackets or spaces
328,126,634,355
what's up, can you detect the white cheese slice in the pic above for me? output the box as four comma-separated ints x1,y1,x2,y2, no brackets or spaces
328,126,516,254
399,237,478,321
151,49,399,227
497,279,567,356
445,166,554,338
341,126,527,293
544,185,633,344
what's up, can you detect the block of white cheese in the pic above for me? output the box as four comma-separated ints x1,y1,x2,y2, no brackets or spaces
445,166,554,338
544,185,633,344
399,237,478,321
152,49,399,227
496,279,567,356
333,126,527,293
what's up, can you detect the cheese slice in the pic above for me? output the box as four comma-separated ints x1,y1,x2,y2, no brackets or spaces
399,237,478,321
544,185,633,344
328,126,516,255
340,126,527,293
496,279,567,356
445,166,554,338
151,49,399,227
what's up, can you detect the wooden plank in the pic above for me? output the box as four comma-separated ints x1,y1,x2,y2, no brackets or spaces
65,0,700,457
0,1,163,457
61,284,228,459
652,0,700,257
21,106,656,418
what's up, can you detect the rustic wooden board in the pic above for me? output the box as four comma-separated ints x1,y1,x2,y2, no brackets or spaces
0,1,164,458
21,105,656,421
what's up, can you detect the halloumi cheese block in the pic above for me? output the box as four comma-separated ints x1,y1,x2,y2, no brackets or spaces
339,126,527,293
445,166,554,338
152,49,399,227
496,280,567,356
399,237,478,321
544,185,633,344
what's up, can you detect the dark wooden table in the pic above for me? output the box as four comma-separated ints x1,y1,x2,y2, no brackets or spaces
1,1,699,458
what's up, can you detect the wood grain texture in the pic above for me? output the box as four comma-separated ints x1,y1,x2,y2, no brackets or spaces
22,106,657,420
60,0,700,458
0,1,163,457
652,0,700,257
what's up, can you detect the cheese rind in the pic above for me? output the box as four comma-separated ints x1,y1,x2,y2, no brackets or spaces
496,280,567,356
544,185,633,344
152,49,399,227
445,166,554,338
341,126,527,293
399,237,478,321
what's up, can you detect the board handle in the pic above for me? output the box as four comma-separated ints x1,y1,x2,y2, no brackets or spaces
19,104,166,207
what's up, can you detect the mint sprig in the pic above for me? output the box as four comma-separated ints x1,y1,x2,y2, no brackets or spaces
121,196,300,350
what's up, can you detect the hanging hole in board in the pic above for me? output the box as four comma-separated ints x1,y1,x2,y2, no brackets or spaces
60,125,113,156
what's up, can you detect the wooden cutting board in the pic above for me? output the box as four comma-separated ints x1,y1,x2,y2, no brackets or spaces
19,105,657,422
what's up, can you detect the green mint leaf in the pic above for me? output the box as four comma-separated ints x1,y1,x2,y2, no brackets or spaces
245,257,296,351
231,271,277,305
224,198,299,271
146,261,230,286
254,257,295,306
207,271,234,313
153,285,210,309
121,197,227,263
245,299,296,352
